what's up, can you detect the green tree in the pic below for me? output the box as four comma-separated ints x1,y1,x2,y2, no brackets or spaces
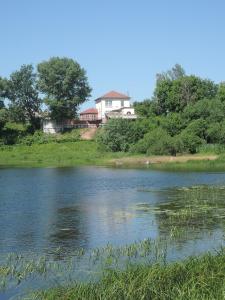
183,98,225,123
183,119,207,139
6,65,41,130
160,112,186,136
0,108,8,130
217,82,225,102
37,57,91,121
133,99,157,117
154,65,217,114
0,76,8,109
156,63,185,82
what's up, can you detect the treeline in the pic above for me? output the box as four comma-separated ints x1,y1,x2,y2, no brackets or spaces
0,57,91,145
98,64,225,155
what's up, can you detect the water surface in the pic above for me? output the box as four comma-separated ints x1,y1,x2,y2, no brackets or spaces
0,167,224,258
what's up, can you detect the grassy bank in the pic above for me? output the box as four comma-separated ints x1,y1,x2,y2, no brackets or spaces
0,140,225,170
34,249,225,300
0,141,127,168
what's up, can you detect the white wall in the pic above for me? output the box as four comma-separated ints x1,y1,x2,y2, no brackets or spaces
96,99,131,119
43,120,63,134
121,107,135,115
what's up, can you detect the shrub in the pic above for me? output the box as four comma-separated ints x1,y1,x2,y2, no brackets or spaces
160,112,186,136
97,119,145,152
183,118,207,139
19,129,80,146
132,128,175,155
179,130,205,154
1,122,27,145
206,121,225,144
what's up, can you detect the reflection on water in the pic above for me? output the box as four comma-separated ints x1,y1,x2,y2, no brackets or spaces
0,167,224,257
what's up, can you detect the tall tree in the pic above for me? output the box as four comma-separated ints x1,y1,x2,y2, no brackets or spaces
0,76,7,109
6,65,41,129
37,57,92,121
217,82,225,102
156,63,185,83
154,65,217,114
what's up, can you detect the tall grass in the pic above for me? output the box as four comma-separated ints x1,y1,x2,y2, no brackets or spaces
0,240,224,299
0,141,127,168
33,248,225,300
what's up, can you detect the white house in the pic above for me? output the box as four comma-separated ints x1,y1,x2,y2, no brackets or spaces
105,107,137,120
43,90,137,133
95,91,132,122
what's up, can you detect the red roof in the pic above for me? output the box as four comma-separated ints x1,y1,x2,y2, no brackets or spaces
96,91,130,101
80,108,98,115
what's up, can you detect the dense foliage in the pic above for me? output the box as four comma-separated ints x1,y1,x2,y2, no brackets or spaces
1,63,225,155
37,57,91,121
96,119,149,152
0,57,91,145
99,65,225,155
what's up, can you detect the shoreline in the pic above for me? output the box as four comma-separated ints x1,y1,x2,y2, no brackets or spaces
0,141,224,171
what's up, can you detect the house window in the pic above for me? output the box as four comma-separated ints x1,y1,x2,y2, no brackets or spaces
121,100,124,107
105,100,112,107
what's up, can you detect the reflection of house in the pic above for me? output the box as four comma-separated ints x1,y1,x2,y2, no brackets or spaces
80,108,98,121
95,91,132,122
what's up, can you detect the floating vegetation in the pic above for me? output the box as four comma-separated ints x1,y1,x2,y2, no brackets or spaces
135,185,225,243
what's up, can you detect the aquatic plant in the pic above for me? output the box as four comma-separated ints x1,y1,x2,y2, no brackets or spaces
33,247,225,300
135,185,225,243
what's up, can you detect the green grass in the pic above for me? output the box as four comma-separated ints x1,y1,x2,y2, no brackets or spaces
1,140,225,171
0,141,128,168
0,226,224,300
33,249,225,300
1,240,224,299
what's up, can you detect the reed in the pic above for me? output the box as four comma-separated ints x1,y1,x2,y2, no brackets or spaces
33,248,225,300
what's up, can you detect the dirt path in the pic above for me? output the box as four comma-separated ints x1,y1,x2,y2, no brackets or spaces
80,128,97,140
111,154,218,166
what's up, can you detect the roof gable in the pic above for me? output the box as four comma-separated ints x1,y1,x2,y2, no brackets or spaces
95,90,130,101
80,108,98,114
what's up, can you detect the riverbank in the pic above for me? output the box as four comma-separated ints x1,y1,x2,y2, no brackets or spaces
33,248,225,300
0,141,224,171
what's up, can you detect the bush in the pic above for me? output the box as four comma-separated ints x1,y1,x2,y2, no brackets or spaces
131,128,176,155
183,118,207,139
1,122,28,145
97,119,145,152
206,121,225,144
179,130,205,154
183,98,225,123
19,129,80,146
160,112,186,136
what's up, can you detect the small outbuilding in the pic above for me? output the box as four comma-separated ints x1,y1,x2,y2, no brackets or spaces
79,108,98,121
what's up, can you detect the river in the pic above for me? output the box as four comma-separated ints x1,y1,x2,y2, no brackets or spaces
0,167,224,257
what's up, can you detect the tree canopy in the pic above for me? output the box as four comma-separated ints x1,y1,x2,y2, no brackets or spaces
37,57,92,121
5,65,41,130
153,65,218,114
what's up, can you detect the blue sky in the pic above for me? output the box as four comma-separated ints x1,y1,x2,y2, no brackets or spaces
1,0,225,110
